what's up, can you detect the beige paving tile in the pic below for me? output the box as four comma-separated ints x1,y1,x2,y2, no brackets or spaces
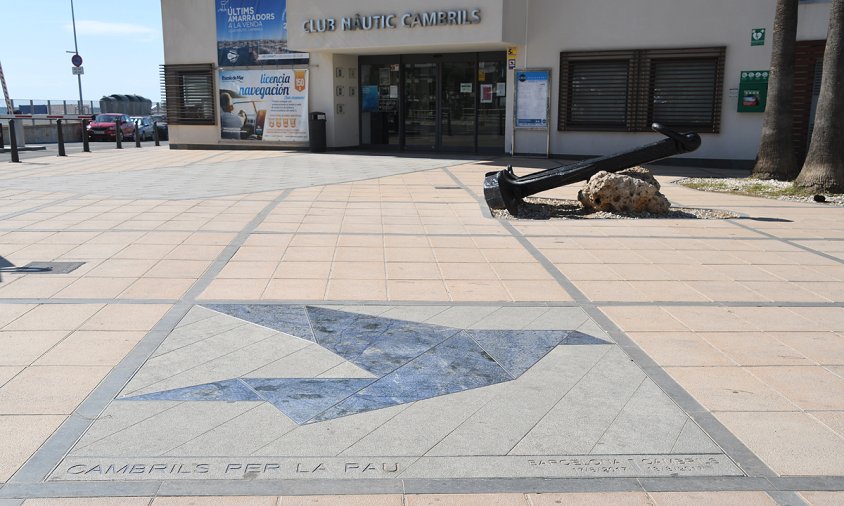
330,261,385,280
502,280,572,302
263,278,327,300
333,246,384,262
152,497,276,506
665,366,797,412
0,304,35,328
0,277,76,298
0,366,23,387
770,332,844,365
800,491,844,505
54,277,137,299
732,307,823,333
444,279,510,302
281,495,402,505
718,411,844,475
600,306,688,332
83,259,156,277
217,261,278,279
273,261,332,279
24,498,152,506
112,244,177,260
145,260,211,278
80,304,170,331
0,414,66,482
386,262,442,280
574,281,651,302
628,332,733,367
231,246,286,262
165,244,226,260
387,280,450,301
325,279,387,301
35,331,144,366
199,279,268,300
282,246,335,262
787,307,844,332
3,304,103,331
662,307,757,332
119,278,196,299
406,494,528,506
749,366,844,410
528,493,651,505
700,332,811,366
0,365,111,414
0,331,71,366
650,491,776,505
385,247,436,262
438,262,498,280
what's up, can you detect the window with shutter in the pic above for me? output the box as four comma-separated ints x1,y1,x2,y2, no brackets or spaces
160,64,216,125
559,47,724,133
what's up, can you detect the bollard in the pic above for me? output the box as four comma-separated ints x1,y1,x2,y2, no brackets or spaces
57,119,66,157
153,122,160,146
8,119,20,163
135,125,141,148
115,120,123,149
81,119,90,153
0,121,4,152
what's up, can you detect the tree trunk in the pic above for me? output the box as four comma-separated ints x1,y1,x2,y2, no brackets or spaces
752,0,799,181
796,0,844,192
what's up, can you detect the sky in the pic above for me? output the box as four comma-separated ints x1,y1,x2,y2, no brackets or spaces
0,0,164,106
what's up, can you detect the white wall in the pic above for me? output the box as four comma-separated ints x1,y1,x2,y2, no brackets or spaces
511,0,831,161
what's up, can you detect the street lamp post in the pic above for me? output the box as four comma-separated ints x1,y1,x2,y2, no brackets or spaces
70,0,84,113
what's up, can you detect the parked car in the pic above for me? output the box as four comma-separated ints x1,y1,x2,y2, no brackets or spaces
131,116,155,141
150,114,168,140
87,113,135,141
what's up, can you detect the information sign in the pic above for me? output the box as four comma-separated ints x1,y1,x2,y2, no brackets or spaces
514,69,550,129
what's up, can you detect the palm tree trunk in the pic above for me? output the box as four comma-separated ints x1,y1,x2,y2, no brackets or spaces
796,0,844,192
752,0,799,181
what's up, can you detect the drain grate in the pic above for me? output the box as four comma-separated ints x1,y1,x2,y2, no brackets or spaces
18,262,85,274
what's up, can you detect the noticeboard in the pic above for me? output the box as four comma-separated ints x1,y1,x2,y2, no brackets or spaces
514,69,550,129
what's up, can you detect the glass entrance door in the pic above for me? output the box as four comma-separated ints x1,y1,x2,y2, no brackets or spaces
361,52,506,153
404,62,438,150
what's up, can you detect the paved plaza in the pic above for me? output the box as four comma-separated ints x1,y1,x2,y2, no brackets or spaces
0,146,843,505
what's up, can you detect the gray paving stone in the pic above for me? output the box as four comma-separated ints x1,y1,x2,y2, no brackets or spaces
126,333,312,396
0,154,469,199
242,344,347,378
174,306,218,329
465,306,551,330
591,379,690,454
422,306,500,329
164,403,298,456
317,361,377,379
530,307,592,331
71,401,182,453
671,420,723,454
152,314,248,358
123,324,278,395
340,384,499,457
508,347,648,455
426,345,610,456
250,403,409,457
70,402,260,457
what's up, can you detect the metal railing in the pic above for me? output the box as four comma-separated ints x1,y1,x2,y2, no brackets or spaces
0,99,165,124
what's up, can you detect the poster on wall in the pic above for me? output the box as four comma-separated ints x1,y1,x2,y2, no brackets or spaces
216,0,309,67
514,69,550,129
219,69,309,142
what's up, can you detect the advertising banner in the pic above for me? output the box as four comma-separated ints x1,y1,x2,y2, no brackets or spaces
216,0,308,67
219,69,309,143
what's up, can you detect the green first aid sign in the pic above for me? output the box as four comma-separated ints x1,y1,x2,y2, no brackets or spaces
738,70,769,113
751,28,766,46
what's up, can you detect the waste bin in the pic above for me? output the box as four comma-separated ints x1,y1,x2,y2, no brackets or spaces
308,112,326,153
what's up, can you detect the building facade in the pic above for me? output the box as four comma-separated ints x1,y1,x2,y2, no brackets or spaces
161,0,832,166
